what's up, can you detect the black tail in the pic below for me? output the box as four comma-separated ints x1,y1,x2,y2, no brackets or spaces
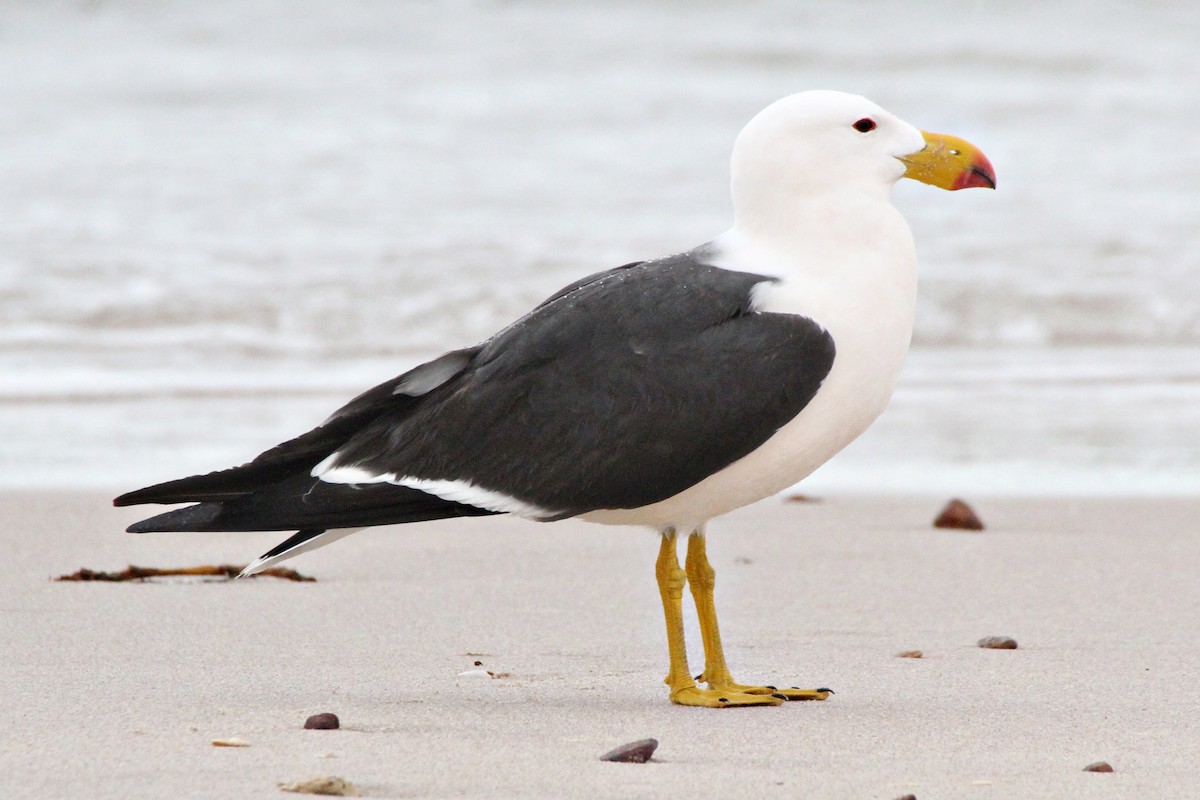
114,467,272,507
121,474,498,534
114,346,498,543
114,352,481,509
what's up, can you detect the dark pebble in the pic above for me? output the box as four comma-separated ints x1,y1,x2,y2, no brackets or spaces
977,636,1018,650
896,795,918,800
1084,761,1114,773
304,712,340,730
933,499,985,531
599,738,658,763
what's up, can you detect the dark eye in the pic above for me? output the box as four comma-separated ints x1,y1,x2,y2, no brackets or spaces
853,118,877,133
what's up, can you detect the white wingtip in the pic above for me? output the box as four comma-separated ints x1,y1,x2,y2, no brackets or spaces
236,557,271,579
238,529,362,578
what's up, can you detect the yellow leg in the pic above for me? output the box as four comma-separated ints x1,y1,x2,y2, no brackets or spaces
656,529,780,707
685,530,831,702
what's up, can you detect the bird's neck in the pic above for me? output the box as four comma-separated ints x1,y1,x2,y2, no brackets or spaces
719,188,914,285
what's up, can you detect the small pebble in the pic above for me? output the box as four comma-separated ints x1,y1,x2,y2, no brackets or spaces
279,776,361,796
304,713,340,730
1084,761,1114,773
933,498,985,531
977,636,1018,650
211,737,250,747
896,795,918,800
895,650,924,659
599,738,659,763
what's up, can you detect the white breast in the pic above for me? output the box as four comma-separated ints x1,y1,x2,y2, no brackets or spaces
582,216,918,531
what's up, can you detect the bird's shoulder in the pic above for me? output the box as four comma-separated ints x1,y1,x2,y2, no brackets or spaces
480,248,779,360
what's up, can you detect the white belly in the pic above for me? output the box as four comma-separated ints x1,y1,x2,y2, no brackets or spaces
581,227,917,531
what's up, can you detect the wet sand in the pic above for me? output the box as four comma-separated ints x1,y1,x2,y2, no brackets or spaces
4,491,1198,798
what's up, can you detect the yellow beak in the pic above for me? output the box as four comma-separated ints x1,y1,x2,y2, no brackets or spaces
900,131,996,190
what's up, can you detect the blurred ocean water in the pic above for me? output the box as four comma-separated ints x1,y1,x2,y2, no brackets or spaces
1,1,1197,494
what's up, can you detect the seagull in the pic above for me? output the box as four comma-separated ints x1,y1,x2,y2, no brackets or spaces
115,90,995,708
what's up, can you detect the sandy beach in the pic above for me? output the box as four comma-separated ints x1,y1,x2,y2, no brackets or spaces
3,490,1197,798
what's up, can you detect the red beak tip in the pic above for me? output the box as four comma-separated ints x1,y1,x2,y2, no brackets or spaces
953,154,997,190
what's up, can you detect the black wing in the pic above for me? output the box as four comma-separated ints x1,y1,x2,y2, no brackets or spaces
116,251,834,532
322,253,835,518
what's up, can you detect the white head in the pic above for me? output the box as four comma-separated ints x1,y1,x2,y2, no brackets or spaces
728,91,994,239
